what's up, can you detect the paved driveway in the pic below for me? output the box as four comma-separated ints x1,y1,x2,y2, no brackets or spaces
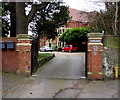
36,52,86,79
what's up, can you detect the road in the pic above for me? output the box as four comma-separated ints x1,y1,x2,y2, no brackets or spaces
3,52,118,98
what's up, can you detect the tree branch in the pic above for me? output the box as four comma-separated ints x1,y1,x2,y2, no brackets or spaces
27,2,49,24
114,2,118,35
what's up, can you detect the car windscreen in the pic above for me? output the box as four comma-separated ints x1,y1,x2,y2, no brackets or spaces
40,46,44,48
65,45,70,47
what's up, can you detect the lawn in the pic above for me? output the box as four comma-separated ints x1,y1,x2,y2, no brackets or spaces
38,53,52,59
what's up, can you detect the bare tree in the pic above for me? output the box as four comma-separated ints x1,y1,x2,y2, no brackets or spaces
92,1,120,35
114,1,118,35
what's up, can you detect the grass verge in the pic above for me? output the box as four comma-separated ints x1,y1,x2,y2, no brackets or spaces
38,53,55,67
38,53,52,59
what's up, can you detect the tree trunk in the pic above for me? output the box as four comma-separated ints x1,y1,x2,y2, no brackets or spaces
117,2,120,35
15,2,48,35
10,2,16,37
16,2,28,34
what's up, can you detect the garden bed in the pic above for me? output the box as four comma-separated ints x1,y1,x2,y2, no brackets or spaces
38,53,55,67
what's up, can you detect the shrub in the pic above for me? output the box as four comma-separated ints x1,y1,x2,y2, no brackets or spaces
55,47,62,51
59,27,90,43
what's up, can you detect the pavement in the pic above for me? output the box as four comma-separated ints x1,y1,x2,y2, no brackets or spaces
2,52,119,99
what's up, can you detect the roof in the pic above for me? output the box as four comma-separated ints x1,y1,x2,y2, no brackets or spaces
69,8,81,21
69,8,97,23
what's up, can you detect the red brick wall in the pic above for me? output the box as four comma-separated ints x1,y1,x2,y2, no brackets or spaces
2,37,17,73
40,37,47,47
55,36,58,46
66,22,75,28
66,21,89,28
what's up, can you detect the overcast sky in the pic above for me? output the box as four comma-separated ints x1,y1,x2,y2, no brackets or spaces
63,0,106,12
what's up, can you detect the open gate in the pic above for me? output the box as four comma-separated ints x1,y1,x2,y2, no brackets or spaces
31,37,39,75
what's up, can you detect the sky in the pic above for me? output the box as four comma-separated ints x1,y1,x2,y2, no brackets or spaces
63,0,106,12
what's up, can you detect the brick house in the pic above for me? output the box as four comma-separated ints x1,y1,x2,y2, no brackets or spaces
40,37,48,47
40,8,97,48
40,36,58,49
57,8,97,47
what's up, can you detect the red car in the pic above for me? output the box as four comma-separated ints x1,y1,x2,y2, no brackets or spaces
62,44,78,52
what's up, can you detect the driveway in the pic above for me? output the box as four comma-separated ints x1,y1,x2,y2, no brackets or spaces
36,52,86,79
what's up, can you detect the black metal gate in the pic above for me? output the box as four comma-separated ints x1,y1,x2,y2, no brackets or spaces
85,38,88,78
31,37,39,75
